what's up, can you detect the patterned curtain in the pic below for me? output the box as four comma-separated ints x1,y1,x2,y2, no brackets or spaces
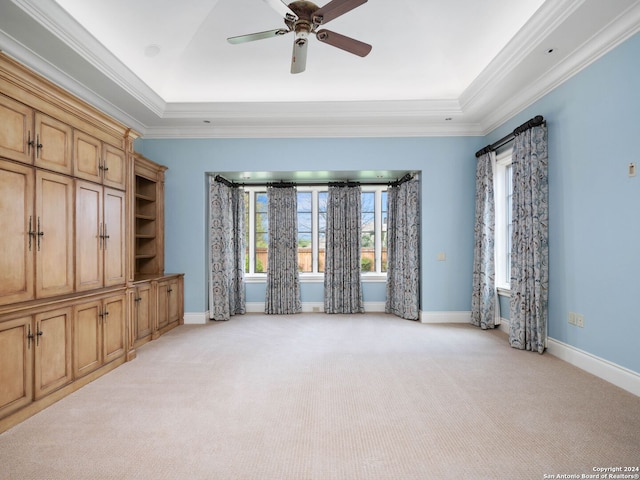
208,177,245,321
385,176,420,320
324,183,364,314
509,124,548,353
265,186,301,314
471,152,497,329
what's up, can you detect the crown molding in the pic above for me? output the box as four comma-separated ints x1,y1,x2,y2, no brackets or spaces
477,0,640,134
459,0,585,113
13,0,166,117
143,119,485,139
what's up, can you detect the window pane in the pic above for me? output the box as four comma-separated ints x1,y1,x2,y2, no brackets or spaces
361,192,375,271
255,192,268,272
298,232,312,272
317,192,327,273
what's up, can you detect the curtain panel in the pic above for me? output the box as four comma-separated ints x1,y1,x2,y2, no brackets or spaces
265,186,302,314
471,152,497,329
509,124,549,353
208,177,246,321
324,184,364,314
385,177,421,320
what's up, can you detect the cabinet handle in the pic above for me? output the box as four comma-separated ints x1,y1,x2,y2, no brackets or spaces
103,223,109,250
36,323,43,347
28,216,36,251
27,324,34,349
36,217,45,251
135,297,142,302
27,131,35,155
167,288,173,293
36,134,43,158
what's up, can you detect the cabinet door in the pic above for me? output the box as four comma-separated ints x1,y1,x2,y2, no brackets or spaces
0,161,34,305
167,277,181,324
156,281,169,330
75,181,103,291
34,307,72,399
35,170,74,298
34,112,72,175
0,316,33,419
102,144,126,190
103,188,126,287
73,300,102,378
0,93,33,164
103,294,125,364
134,283,153,341
73,130,102,184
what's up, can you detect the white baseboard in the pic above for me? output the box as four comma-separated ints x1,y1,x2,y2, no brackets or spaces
183,312,208,324
547,338,640,397
419,311,471,324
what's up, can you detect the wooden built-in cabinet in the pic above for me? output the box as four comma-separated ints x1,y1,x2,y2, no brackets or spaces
0,53,184,434
73,293,126,378
0,304,72,420
75,181,126,291
0,161,74,306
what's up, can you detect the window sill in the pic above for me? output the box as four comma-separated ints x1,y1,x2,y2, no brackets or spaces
497,287,511,297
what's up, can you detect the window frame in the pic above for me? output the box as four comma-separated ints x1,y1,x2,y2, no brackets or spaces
243,185,388,283
494,148,513,292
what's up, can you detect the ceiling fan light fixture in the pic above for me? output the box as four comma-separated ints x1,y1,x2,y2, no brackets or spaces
227,0,371,73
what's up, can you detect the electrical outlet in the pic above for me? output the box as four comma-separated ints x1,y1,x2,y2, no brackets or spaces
568,312,576,325
575,313,584,328
629,162,636,177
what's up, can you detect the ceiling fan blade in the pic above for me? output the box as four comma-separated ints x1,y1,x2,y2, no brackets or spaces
263,0,298,21
315,29,371,57
227,29,289,44
313,0,367,25
291,35,309,74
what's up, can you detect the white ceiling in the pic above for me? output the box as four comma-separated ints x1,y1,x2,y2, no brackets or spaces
1,0,639,138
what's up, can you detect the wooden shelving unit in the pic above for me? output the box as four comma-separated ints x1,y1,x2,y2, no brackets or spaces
133,154,166,278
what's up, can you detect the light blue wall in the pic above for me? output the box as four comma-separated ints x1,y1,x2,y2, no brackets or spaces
486,32,640,373
137,137,481,316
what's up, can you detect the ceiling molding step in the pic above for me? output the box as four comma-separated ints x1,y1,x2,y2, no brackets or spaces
162,99,464,120
459,0,585,112
141,121,484,140
13,0,167,117
478,0,640,134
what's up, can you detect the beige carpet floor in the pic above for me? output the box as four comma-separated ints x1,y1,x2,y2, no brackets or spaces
1,313,639,480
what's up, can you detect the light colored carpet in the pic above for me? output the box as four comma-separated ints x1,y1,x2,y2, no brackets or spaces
1,313,638,480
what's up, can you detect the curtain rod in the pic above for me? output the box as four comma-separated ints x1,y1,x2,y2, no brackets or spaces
475,115,545,158
214,174,416,188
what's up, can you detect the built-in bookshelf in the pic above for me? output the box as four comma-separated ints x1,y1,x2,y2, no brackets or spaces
133,155,166,277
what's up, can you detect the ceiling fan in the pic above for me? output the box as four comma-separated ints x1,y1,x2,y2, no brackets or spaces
227,0,372,74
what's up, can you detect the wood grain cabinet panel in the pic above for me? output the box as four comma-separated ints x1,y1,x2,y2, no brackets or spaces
33,307,72,399
0,93,33,164
102,144,126,190
0,317,33,419
0,161,35,305
35,170,74,298
73,294,126,379
34,112,72,175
